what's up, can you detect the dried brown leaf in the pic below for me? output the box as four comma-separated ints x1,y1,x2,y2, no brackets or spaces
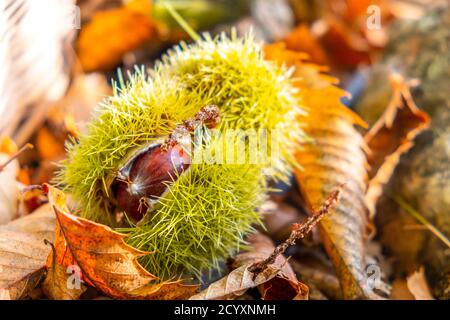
0,203,55,299
44,184,197,300
42,241,87,300
364,74,430,217
232,233,309,300
189,264,280,300
290,261,342,300
284,24,329,65
265,43,374,299
249,187,340,278
390,278,415,300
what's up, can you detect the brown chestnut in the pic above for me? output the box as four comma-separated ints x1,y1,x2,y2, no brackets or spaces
111,105,219,222
112,142,190,221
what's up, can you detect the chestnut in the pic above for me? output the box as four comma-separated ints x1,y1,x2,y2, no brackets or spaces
112,142,190,221
111,105,219,221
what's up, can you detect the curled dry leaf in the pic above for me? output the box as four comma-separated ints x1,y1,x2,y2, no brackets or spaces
364,74,430,217
0,203,55,299
189,261,281,300
232,232,309,300
363,7,450,298
43,184,197,300
42,240,87,300
319,15,372,68
18,187,48,216
264,42,374,299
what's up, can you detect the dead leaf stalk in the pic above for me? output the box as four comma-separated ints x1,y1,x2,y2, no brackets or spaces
0,143,33,172
249,185,342,278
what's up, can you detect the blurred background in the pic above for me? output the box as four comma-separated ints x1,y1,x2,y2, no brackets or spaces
0,0,449,299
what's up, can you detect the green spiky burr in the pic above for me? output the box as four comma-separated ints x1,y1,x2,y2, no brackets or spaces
57,31,303,280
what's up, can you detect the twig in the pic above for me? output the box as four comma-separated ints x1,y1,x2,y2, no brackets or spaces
163,1,201,42
160,105,220,150
249,185,342,278
0,143,33,171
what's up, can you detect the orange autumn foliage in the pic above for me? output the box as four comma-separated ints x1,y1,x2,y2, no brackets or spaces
265,42,374,299
77,5,157,72
44,184,198,300
283,25,329,65
264,40,429,299
364,74,429,216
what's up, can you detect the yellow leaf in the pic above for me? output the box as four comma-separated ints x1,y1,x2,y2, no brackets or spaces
265,42,375,299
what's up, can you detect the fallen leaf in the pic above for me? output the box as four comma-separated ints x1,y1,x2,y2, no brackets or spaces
189,263,281,300
76,2,157,72
0,203,55,299
283,24,329,65
42,240,87,300
18,187,48,216
44,184,197,300
265,42,375,299
232,232,309,300
249,187,340,277
319,15,371,67
364,74,430,217
0,138,20,225
406,267,434,300
377,197,427,275
319,0,392,67
362,7,450,298
35,127,66,161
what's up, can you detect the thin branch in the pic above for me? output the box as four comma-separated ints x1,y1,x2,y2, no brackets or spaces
163,1,201,42
161,105,220,150
249,185,342,278
0,143,33,172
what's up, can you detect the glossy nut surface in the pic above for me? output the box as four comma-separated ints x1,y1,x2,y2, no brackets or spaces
112,143,190,221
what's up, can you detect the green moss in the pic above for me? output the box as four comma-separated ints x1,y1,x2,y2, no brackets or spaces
56,32,303,279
